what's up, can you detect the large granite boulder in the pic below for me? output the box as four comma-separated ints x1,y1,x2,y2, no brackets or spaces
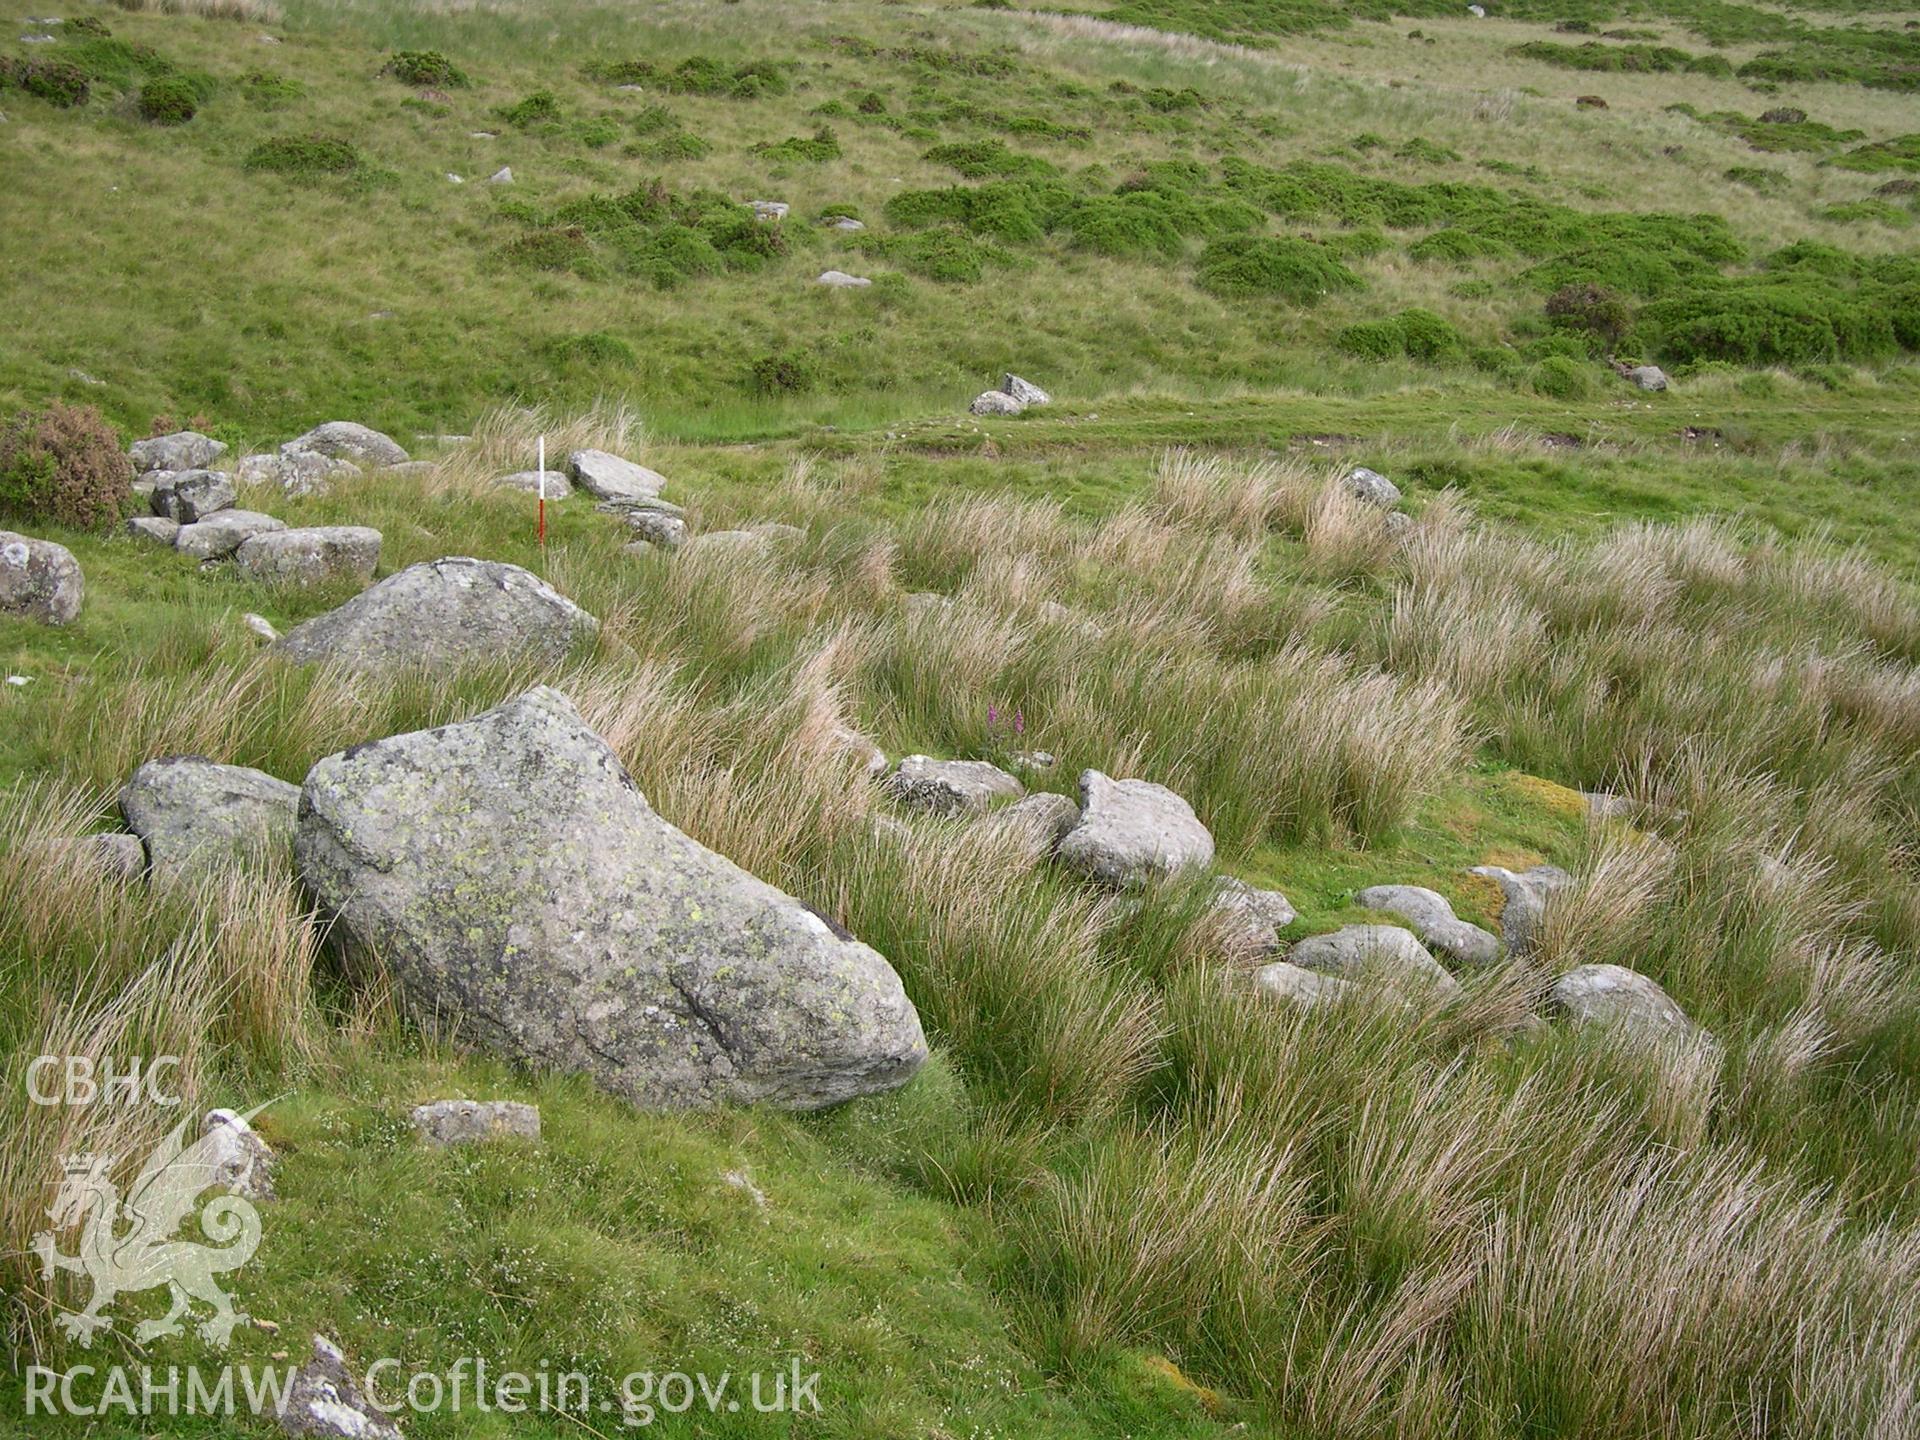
569,450,667,502
235,527,382,586
1344,467,1402,507
1055,771,1215,887
1354,884,1500,966
1001,373,1051,406
239,449,359,496
151,469,236,524
274,557,597,671
119,756,299,879
126,516,180,548
174,510,286,562
1550,963,1699,1043
130,430,225,474
1467,863,1572,954
295,688,927,1109
1253,961,1358,1010
0,531,82,625
1285,924,1461,999
886,755,1024,815
281,421,409,469
969,390,1024,417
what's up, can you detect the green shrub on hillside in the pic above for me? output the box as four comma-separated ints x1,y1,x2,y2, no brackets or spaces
0,57,90,107
1546,282,1630,347
586,56,788,98
628,130,710,161
1725,166,1787,194
749,348,817,394
1195,236,1362,302
498,90,562,127
1831,136,1920,174
1528,354,1594,398
501,182,793,289
755,126,842,163
243,135,369,179
138,73,200,124
860,228,1001,283
1636,278,1903,367
1408,227,1511,264
545,330,636,367
1337,308,1466,363
240,70,304,106
924,139,1058,179
1511,41,1733,77
0,402,133,532
384,50,469,88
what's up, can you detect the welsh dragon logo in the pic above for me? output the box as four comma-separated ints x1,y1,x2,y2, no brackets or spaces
31,1106,268,1349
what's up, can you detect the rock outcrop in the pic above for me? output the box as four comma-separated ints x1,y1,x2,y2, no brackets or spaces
1055,771,1215,886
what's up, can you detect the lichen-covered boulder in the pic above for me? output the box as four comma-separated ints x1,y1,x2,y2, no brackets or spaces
495,469,573,500
1213,877,1297,957
1467,863,1571,954
411,1098,541,1146
1629,365,1669,392
886,755,1024,815
274,557,597,672
969,390,1023,417
235,527,382,586
174,510,286,562
130,430,225,474
279,1336,400,1440
296,687,927,1110
1055,770,1214,887
1354,884,1500,966
238,449,360,496
1286,924,1461,999
990,791,1081,850
0,531,82,625
151,469,235,524
1550,963,1699,1043
119,756,299,879
568,449,666,502
126,516,180,547
281,421,409,469
1345,467,1402,506
1253,960,1358,1009
1001,373,1051,406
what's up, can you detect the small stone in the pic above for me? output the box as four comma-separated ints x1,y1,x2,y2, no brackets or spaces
1354,884,1500,966
1001,374,1051,406
832,726,890,779
281,421,409,469
991,791,1081,849
87,833,147,882
235,527,383,587
244,612,281,643
130,431,226,474
447,172,464,183
1286,925,1461,999
1345,467,1402,507
1466,863,1571,954
202,1108,275,1202
152,469,236,523
1629,365,1670,392
969,390,1024,417
887,755,1025,815
174,511,287,562
1213,877,1297,957
411,1098,541,1146
119,756,299,879
619,512,688,549
488,166,513,184
568,449,665,501
1055,770,1215,887
748,199,789,221
824,215,865,231
817,270,872,287
279,1335,400,1440
495,469,574,500
126,516,181,547
1550,963,1701,1044
1253,960,1359,1009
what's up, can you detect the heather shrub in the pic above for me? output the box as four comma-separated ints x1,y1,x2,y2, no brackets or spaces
0,403,134,531
1195,236,1362,302
384,50,469,88
1546,282,1631,347
138,73,200,124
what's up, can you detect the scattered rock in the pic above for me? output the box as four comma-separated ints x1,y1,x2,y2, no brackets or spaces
567,449,665,502
488,166,512,184
1550,963,1699,1043
1253,960,1359,1009
1585,790,1634,822
152,469,236,523
87,833,146,882
817,270,872,287
831,726,890,779
279,1335,400,1440
1466,863,1570,954
992,791,1081,849
1056,771,1215,887
1001,373,1051,406
235,527,382,587
243,612,280,643
281,421,409,469
1354,884,1500,966
887,755,1025,815
619,512,688,550
823,215,865,231
275,557,598,672
748,199,789,221
126,515,180,548
1344,467,1402,507
119,756,299,879
384,460,438,480
238,450,359,496
495,469,573,500
411,1098,541,1146
1468,3,1486,15
903,591,956,616
130,430,225,474
446,172,463,184
1576,93,1609,108
202,1108,275,1203
969,390,1024,417
175,510,287,562
1212,877,1297,957
0,532,83,625
1629,365,1669,392
296,687,928,1109
1286,925,1461,999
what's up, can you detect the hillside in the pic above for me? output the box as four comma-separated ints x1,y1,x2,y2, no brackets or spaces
2,0,1919,1435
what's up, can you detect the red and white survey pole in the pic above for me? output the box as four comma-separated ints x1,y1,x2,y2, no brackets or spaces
537,434,548,546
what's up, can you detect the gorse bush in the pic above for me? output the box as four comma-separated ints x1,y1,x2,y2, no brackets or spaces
500,182,790,289
1547,282,1631,347
1195,236,1362,302
384,49,469,88
754,126,842,163
244,135,368,179
1337,308,1466,363
0,57,90,107
137,73,200,124
0,402,134,532
498,89,561,127
586,55,787,98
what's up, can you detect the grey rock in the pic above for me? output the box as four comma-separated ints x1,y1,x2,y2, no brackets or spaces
992,791,1081,849
903,591,955,617
817,270,872,288
174,510,287,562
1345,467,1402,507
235,527,382,587
385,460,438,480
126,515,180,547
1550,963,1698,1042
296,687,927,1109
152,469,236,523
1286,924,1461,999
119,756,298,879
280,1335,400,1440
1467,863,1571,953
1354,884,1500,966
487,166,512,184
1055,770,1215,887
1253,960,1359,1009
620,512,689,549
568,449,665,501
1629,365,1669,392
969,390,1024,417
411,1098,541,1146
596,495,685,520
495,469,573,500
748,199,789,221
823,215,865,231
832,726,890,780
1213,877,1297,957
281,421,409,469
130,431,226,474
887,755,1024,815
202,1108,275,1203
0,532,82,625
243,612,280,643
1585,790,1634,822
276,557,596,672
1001,373,1051,406
238,450,359,496
87,833,147,882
